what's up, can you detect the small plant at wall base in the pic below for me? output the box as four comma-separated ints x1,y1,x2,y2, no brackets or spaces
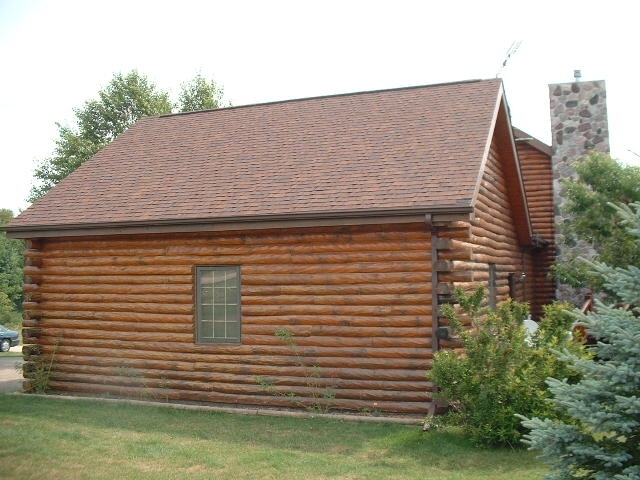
22,342,58,394
428,287,586,447
256,327,336,414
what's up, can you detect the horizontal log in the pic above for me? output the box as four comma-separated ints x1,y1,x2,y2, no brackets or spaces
22,301,39,312
166,237,431,257
41,318,192,334
40,265,192,276
36,338,433,359
51,363,429,392
40,274,192,285
38,310,433,328
22,283,39,293
41,249,430,268
472,253,521,265
475,182,513,207
243,293,430,307
46,372,431,403
437,249,473,262
38,260,430,277
242,282,431,296
51,347,431,370
39,292,194,305
39,320,431,343
473,212,517,233
40,310,192,324
436,226,471,241
43,380,431,414
43,225,429,256
241,334,431,349
244,314,432,328
22,319,40,329
242,324,431,339
37,283,192,295
242,304,431,317
244,271,430,286
39,301,192,315
24,290,41,302
437,271,474,283
38,327,193,343
53,356,430,381
24,250,43,267
245,261,430,276
470,232,519,253
22,327,41,338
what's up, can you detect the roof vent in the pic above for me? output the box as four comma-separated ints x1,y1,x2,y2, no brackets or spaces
574,70,582,82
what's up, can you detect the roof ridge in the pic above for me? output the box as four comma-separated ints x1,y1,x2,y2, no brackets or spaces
159,78,498,119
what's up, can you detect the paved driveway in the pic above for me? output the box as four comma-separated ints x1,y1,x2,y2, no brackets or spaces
0,348,23,393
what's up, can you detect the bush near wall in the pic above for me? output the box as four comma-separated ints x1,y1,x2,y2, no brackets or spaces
428,288,586,447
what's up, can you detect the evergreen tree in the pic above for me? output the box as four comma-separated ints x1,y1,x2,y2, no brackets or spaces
520,202,640,479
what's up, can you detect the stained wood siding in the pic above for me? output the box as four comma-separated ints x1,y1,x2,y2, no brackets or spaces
22,223,434,414
517,141,556,318
438,141,534,308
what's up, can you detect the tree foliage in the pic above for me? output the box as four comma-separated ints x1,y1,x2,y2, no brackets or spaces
0,209,24,326
178,74,227,112
553,152,640,289
29,70,226,202
520,203,640,479
428,289,585,447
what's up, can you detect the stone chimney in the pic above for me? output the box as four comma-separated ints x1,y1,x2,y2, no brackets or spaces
549,76,610,304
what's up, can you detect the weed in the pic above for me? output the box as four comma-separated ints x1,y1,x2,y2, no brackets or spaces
22,342,58,394
257,327,336,414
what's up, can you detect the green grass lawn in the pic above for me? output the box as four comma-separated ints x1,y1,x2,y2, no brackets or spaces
0,394,546,479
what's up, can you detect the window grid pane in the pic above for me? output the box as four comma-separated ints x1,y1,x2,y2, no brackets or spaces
197,266,241,343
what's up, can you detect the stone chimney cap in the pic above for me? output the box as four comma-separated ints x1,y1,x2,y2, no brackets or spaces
574,70,582,82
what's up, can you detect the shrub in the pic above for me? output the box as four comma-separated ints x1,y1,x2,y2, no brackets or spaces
429,288,584,447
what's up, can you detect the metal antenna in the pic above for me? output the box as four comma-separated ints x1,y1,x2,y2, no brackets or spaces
496,40,522,77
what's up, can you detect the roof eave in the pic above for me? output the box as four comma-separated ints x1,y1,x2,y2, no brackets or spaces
5,205,474,239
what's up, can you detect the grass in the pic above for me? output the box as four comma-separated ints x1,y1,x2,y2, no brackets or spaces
0,350,22,358
0,394,546,480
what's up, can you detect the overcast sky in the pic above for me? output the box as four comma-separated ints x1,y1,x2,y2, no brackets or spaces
0,0,637,215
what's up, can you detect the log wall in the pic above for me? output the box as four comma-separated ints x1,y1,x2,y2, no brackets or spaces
517,140,556,318
22,223,434,414
433,140,536,319
471,143,534,304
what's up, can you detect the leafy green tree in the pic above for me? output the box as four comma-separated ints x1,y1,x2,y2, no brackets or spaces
520,202,640,479
428,288,585,447
178,73,227,112
553,152,640,289
0,209,24,325
29,71,226,201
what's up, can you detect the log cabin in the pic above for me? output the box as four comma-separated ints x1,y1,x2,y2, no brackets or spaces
6,78,555,415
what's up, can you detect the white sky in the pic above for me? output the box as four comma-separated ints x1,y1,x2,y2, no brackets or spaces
1,0,638,216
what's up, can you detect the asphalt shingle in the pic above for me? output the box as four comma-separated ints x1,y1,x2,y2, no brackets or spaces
10,78,503,229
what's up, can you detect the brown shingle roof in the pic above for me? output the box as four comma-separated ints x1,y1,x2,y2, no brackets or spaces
10,78,506,233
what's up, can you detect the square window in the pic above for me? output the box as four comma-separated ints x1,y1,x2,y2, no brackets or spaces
196,266,241,343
